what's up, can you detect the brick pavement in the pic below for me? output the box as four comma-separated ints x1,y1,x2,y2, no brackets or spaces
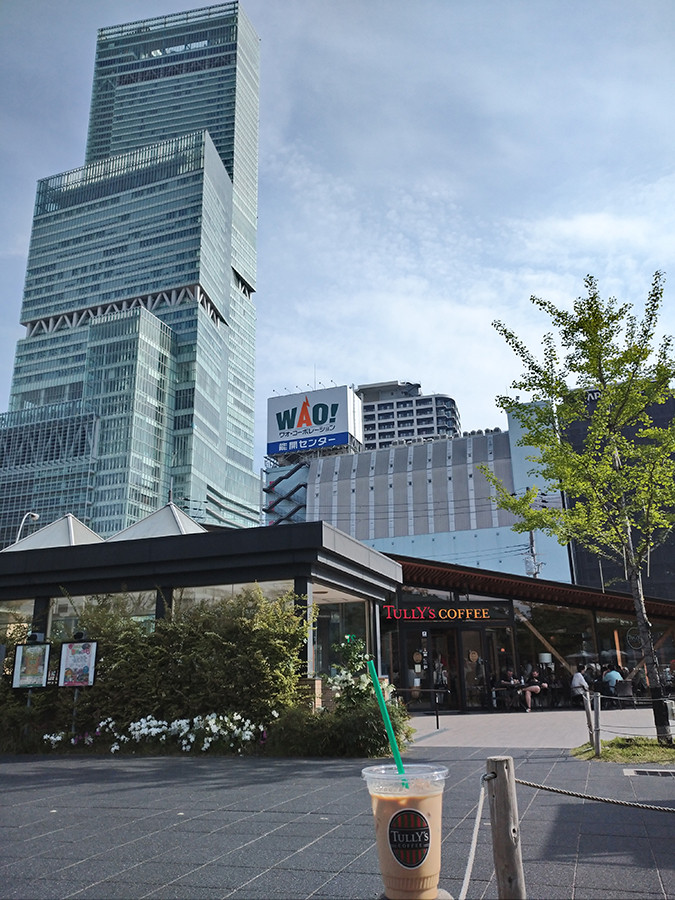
0,707,673,900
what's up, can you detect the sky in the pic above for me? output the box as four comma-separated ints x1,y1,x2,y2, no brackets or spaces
2,0,675,468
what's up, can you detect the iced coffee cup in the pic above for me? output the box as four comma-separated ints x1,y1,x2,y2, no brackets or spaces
362,763,448,900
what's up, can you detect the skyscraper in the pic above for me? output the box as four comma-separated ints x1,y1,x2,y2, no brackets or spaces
0,3,260,545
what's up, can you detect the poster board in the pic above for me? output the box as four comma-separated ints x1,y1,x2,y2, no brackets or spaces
12,643,51,689
58,641,98,687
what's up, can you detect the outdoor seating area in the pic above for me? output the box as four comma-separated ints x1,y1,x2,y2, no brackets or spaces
394,662,672,715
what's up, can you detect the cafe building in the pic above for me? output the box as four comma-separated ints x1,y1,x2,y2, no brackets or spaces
382,555,675,711
1,511,674,711
0,509,401,678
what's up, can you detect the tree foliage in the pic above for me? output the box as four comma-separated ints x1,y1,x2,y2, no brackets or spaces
487,271,675,565
485,272,675,742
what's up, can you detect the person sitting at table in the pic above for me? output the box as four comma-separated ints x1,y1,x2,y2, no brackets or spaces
520,668,548,712
498,667,521,709
602,664,624,695
570,664,590,707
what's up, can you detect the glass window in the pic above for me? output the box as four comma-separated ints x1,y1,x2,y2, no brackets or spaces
176,580,295,608
313,600,367,676
0,599,35,641
514,600,595,673
49,589,158,640
596,613,675,682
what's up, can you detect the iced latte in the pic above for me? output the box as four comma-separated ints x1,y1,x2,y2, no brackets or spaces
362,764,448,900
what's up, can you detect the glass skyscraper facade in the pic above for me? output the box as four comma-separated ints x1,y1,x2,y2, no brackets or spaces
0,3,260,545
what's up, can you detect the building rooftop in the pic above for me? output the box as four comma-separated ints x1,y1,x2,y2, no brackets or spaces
1,514,103,552
1,503,206,552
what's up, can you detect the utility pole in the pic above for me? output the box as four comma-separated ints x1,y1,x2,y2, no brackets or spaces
526,530,542,578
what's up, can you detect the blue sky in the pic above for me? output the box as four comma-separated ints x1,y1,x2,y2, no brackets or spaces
2,0,675,467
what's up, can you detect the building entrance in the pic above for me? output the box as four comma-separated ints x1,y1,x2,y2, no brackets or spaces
398,623,516,712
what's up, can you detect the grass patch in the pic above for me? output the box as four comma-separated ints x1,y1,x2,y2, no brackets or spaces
571,736,675,763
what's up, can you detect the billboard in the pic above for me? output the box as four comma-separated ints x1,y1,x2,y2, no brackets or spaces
267,386,362,456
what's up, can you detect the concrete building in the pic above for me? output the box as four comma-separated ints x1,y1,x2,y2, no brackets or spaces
262,386,570,582
0,3,260,546
306,417,571,582
356,381,461,450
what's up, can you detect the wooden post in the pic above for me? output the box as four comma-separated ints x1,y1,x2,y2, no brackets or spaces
593,691,601,757
582,691,594,745
486,756,526,899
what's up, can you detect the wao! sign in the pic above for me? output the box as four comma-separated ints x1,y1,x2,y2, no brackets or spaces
267,385,362,456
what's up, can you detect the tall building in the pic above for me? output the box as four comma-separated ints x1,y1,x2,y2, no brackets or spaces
356,381,461,450
0,3,260,546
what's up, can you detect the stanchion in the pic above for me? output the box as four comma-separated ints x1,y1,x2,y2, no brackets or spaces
582,691,594,746
485,756,526,899
432,681,440,730
593,691,601,756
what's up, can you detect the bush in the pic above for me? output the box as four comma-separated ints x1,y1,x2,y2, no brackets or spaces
0,678,64,753
264,636,413,757
0,586,312,753
264,699,412,757
0,591,413,758
263,705,332,756
330,699,414,757
69,585,310,731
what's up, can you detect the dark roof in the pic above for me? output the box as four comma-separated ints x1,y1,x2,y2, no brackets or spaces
390,554,675,620
0,521,401,603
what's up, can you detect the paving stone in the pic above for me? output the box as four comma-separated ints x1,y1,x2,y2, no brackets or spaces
1,710,672,900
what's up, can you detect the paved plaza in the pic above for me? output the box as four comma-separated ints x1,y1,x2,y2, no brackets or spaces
1,707,673,899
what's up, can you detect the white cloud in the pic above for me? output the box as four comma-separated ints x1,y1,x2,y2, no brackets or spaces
3,0,675,466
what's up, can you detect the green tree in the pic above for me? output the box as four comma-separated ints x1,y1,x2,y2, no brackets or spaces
485,272,674,744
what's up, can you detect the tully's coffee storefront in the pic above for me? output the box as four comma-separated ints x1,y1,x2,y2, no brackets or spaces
383,555,675,712
2,515,675,714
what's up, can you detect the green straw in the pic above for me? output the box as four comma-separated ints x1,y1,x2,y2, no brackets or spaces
367,659,406,779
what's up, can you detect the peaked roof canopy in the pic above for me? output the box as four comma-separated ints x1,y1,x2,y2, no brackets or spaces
2,503,206,552
1,514,103,552
105,503,207,542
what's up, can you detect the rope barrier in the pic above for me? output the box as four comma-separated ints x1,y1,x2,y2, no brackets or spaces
514,776,675,813
457,772,494,900
458,766,674,899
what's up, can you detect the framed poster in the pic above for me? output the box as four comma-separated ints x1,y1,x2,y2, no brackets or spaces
12,643,51,688
58,641,97,687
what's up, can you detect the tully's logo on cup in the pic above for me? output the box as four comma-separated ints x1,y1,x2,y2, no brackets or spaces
388,809,430,868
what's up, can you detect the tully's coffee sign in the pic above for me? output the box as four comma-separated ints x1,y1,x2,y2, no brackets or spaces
383,605,491,621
